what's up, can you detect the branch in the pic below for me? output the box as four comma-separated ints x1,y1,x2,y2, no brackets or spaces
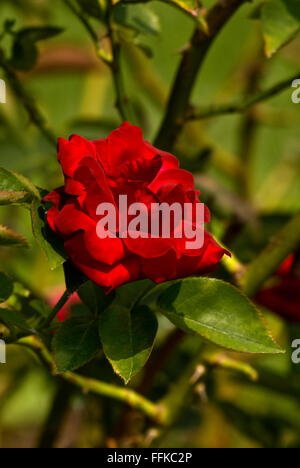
19,336,166,425
106,1,135,122
0,55,57,147
241,211,300,297
202,351,258,381
62,0,112,65
154,0,249,151
41,289,71,329
63,0,134,122
188,71,300,120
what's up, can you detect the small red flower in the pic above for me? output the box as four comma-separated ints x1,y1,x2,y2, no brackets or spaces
256,255,300,322
43,123,228,292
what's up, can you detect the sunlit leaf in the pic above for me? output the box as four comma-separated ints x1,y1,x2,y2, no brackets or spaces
261,0,300,56
142,278,284,354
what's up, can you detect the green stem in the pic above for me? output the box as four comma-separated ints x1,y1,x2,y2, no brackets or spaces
63,371,163,423
107,1,134,122
41,289,71,329
0,55,57,147
188,71,300,120
20,336,165,425
241,211,300,297
154,0,249,151
202,351,258,381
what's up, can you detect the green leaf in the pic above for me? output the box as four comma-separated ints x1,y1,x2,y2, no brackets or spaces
116,0,207,30
147,278,283,354
0,307,33,332
99,304,158,383
0,225,29,248
76,0,106,20
115,279,154,310
31,198,67,270
78,280,114,315
114,4,161,36
10,26,64,71
53,316,101,372
0,272,13,303
18,297,51,329
261,0,300,57
0,166,40,206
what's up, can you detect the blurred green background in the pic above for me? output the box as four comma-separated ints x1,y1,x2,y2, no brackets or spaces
0,0,300,448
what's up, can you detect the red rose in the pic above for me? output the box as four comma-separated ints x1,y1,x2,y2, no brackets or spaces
256,255,300,322
43,123,228,293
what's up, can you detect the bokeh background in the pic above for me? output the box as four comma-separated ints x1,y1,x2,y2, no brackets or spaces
0,0,300,448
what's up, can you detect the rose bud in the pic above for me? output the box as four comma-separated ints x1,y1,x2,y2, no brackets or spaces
43,123,229,293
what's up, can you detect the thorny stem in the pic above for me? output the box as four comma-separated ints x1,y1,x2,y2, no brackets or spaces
187,71,300,121
106,0,135,122
236,56,265,199
19,336,166,425
155,0,250,151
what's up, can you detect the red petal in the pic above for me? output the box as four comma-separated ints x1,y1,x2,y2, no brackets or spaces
58,135,96,178
64,232,143,292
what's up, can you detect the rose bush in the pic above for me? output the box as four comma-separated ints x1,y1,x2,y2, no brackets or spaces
43,122,228,292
